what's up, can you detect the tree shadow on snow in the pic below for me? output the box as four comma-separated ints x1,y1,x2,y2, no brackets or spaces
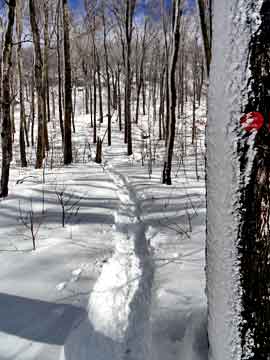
0,292,86,345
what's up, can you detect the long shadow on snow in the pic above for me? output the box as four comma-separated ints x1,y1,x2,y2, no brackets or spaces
0,191,118,226
0,292,86,345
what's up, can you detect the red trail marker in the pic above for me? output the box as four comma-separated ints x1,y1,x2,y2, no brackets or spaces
240,112,264,132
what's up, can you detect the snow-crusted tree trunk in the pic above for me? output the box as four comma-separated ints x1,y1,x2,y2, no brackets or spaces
207,1,270,359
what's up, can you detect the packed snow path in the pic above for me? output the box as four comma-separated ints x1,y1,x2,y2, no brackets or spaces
111,162,208,360
62,165,154,360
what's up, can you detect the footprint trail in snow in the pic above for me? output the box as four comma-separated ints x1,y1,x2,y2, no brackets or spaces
62,165,154,360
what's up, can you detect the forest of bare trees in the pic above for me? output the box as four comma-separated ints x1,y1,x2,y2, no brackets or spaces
0,0,205,196
4,0,269,360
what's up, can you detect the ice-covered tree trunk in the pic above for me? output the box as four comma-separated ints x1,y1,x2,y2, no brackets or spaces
207,1,270,359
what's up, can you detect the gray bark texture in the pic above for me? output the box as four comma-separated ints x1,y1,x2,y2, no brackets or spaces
29,0,45,169
0,0,16,197
162,0,182,185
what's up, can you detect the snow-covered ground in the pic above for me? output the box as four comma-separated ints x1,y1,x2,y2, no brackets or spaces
0,95,207,359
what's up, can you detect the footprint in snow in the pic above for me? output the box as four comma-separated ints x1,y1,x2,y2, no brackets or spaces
56,282,67,291
56,268,82,290
70,268,82,282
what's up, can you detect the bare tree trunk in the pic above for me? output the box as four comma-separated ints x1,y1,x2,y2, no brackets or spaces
10,74,16,142
41,1,49,153
112,71,117,110
159,62,165,140
72,84,76,133
117,65,122,131
44,0,51,130
31,62,35,147
0,0,16,197
124,86,127,143
165,65,170,143
29,0,45,169
196,0,211,77
135,20,147,125
142,74,146,116
82,60,89,114
16,0,27,167
161,0,170,144
162,0,182,185
62,0,73,164
93,66,97,144
97,57,103,124
57,0,64,142
85,87,89,114
152,52,158,128
0,34,3,128
192,56,196,145
95,137,102,164
124,0,136,156
51,89,56,118
89,82,93,128
102,12,111,146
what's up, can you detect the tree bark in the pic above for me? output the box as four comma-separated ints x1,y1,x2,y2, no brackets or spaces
162,0,182,185
29,0,45,169
135,20,147,125
196,0,211,77
124,0,136,156
207,1,270,358
57,0,64,142
31,62,35,147
97,57,103,125
16,0,27,167
117,65,122,132
0,0,16,197
43,0,51,134
102,12,111,146
62,0,73,164
93,66,97,144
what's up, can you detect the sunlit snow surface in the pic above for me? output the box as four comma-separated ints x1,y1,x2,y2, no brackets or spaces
0,92,206,359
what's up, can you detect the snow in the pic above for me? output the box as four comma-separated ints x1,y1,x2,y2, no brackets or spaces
0,161,118,359
56,282,67,291
0,90,207,359
207,1,263,359
61,163,154,360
